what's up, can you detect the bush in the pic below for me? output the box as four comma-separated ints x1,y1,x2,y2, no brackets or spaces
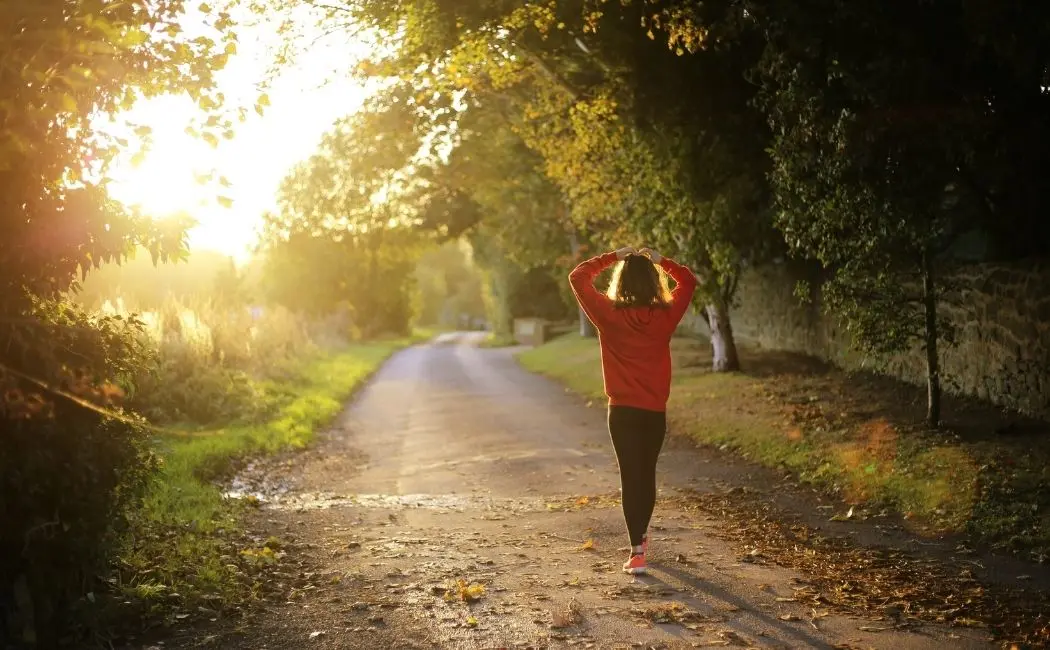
1,397,157,647
0,293,347,645
0,300,158,647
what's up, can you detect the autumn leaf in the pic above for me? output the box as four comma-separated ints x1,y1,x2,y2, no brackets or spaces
445,579,485,602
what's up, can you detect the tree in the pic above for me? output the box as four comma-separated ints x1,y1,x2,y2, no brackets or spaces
754,0,1050,426
319,0,780,370
323,81,589,338
0,0,236,642
414,240,487,328
258,107,426,336
1,0,238,391
426,101,589,337
513,1,779,369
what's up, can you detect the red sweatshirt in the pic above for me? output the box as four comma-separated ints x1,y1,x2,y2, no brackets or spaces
569,252,698,412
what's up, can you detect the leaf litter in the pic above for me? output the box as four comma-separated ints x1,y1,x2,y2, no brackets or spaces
670,489,1050,647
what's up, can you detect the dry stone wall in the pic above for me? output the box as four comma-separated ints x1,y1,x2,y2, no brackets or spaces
689,260,1050,419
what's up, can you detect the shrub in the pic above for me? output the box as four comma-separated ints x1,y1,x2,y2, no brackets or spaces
0,302,158,647
1,409,157,647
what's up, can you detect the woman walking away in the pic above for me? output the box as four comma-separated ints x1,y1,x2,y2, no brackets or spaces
568,246,698,575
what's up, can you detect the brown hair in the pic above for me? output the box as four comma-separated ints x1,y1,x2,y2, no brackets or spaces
606,253,672,308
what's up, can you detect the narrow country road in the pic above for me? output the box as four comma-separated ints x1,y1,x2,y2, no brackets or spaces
172,332,996,649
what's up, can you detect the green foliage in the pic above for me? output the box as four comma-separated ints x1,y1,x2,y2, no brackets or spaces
297,0,783,366
259,108,427,337
509,266,576,322
756,0,1050,328
1,405,158,647
758,1,956,350
414,240,487,327
0,0,235,304
0,0,237,641
749,0,1050,422
111,297,320,425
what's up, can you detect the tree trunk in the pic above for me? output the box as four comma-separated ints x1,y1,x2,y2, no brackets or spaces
705,298,740,372
922,252,941,428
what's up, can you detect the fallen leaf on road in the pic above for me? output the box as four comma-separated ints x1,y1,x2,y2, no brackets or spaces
445,579,485,602
465,616,478,628
579,538,595,551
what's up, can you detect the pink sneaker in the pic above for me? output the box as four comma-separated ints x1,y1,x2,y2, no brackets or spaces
623,552,647,575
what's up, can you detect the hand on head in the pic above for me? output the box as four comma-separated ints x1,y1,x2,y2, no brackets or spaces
615,246,663,263
638,247,662,264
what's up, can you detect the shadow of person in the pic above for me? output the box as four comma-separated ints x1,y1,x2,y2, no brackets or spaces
634,562,837,649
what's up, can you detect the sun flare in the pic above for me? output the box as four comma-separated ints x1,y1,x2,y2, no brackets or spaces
105,14,376,261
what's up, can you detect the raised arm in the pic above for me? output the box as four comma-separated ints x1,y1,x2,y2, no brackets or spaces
660,257,698,322
568,250,623,329
640,248,698,325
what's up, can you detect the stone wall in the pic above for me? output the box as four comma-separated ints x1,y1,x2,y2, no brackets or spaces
692,260,1050,419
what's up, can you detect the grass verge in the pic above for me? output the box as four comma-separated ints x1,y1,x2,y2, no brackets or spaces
107,336,420,636
517,333,1050,560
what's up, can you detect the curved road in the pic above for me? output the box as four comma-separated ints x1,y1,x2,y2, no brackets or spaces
185,332,995,649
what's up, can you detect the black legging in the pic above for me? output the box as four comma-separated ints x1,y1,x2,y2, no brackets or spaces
608,405,667,547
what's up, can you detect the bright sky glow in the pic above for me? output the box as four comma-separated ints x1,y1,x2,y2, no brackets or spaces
106,10,375,261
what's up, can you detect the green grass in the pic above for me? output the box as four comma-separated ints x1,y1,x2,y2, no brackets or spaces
517,334,1048,554
115,337,418,621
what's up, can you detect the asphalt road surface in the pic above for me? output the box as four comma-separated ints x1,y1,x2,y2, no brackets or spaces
164,331,996,649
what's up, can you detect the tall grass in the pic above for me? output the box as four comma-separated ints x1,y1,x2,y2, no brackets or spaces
100,297,332,425
87,296,418,634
